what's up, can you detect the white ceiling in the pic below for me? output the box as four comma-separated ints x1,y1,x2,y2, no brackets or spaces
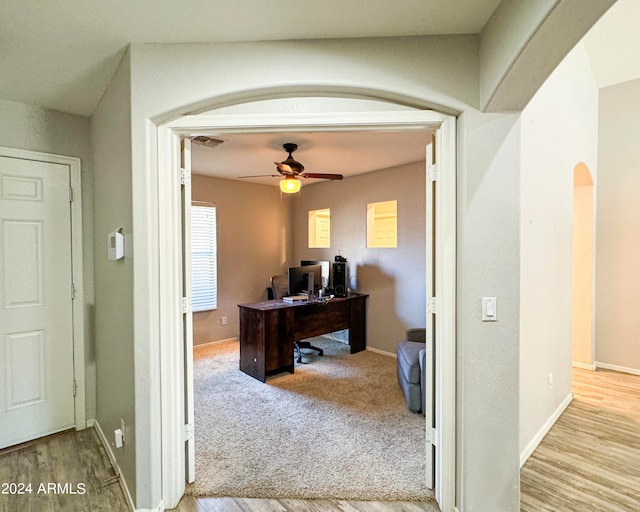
0,0,502,117
190,130,432,186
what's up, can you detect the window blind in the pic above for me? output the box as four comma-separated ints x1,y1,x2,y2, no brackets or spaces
191,205,217,312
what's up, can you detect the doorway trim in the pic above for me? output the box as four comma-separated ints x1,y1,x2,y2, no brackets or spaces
158,109,457,511
0,145,86,430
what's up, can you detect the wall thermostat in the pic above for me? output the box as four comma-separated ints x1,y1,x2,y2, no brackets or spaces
108,230,125,260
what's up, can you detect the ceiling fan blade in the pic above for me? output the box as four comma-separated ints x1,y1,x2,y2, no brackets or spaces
301,173,344,180
238,174,280,178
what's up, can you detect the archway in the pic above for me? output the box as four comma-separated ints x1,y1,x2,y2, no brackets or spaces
157,97,457,511
571,162,595,368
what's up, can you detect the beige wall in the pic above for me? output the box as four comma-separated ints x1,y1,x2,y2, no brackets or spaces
0,98,96,421
597,77,640,372
191,160,426,352
519,43,598,462
90,50,136,502
191,174,293,344
291,160,427,354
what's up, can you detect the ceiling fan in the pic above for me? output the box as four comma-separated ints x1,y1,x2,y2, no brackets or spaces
239,143,343,193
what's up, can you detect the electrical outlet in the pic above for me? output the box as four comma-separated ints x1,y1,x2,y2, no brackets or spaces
221,316,228,326
120,417,126,444
548,373,553,389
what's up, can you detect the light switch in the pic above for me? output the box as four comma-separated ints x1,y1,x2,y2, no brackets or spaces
482,297,497,321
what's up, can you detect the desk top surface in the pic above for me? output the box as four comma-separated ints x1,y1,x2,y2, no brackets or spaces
238,293,367,311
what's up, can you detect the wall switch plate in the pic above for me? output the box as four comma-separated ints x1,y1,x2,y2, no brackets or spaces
114,429,123,448
482,297,497,321
108,230,124,260
221,316,228,325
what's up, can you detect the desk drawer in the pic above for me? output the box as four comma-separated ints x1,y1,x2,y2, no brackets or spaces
293,301,349,339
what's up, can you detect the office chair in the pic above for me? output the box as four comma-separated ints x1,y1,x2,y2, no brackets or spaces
270,273,289,301
270,274,324,363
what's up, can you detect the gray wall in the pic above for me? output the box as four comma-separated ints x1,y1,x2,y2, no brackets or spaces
0,97,96,421
456,110,521,510
597,77,640,372
90,51,136,501
191,174,293,344
291,160,427,354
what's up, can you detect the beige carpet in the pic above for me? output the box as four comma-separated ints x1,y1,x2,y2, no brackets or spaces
190,337,431,501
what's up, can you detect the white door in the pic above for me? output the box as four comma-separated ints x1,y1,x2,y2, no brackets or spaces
181,139,195,483
424,141,435,489
0,156,75,449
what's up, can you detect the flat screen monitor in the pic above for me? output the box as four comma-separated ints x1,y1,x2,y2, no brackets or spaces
288,264,322,295
301,260,330,288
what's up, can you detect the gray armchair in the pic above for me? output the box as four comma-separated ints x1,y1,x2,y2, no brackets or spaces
396,328,427,414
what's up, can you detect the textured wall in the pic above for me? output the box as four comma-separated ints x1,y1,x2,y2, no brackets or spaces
191,175,293,345
90,51,137,502
596,77,640,373
456,110,521,510
291,160,427,354
519,42,598,461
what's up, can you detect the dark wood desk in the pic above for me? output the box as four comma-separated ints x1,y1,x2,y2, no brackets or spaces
238,293,368,382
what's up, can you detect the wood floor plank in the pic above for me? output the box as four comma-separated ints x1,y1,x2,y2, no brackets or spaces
172,497,439,512
0,429,129,512
520,368,640,512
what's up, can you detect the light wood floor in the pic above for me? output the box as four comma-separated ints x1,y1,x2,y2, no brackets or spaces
170,496,439,512
520,367,640,511
170,495,439,511
0,428,438,512
0,428,128,512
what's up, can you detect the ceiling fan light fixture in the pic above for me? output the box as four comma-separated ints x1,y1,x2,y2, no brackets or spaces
280,176,302,194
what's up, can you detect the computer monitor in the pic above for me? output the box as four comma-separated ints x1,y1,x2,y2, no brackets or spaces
301,260,330,289
288,264,322,295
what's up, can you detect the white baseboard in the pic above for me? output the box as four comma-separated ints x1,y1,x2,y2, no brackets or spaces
595,361,640,376
90,419,136,512
572,361,596,371
519,392,573,468
366,346,397,358
193,336,239,349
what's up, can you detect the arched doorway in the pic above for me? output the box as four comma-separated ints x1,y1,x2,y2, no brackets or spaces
157,98,457,511
571,162,595,368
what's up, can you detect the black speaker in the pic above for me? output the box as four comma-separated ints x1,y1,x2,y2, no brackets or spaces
332,262,347,297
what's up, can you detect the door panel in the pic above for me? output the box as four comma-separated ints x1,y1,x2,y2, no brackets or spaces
0,157,74,449
425,141,435,489
181,139,195,483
